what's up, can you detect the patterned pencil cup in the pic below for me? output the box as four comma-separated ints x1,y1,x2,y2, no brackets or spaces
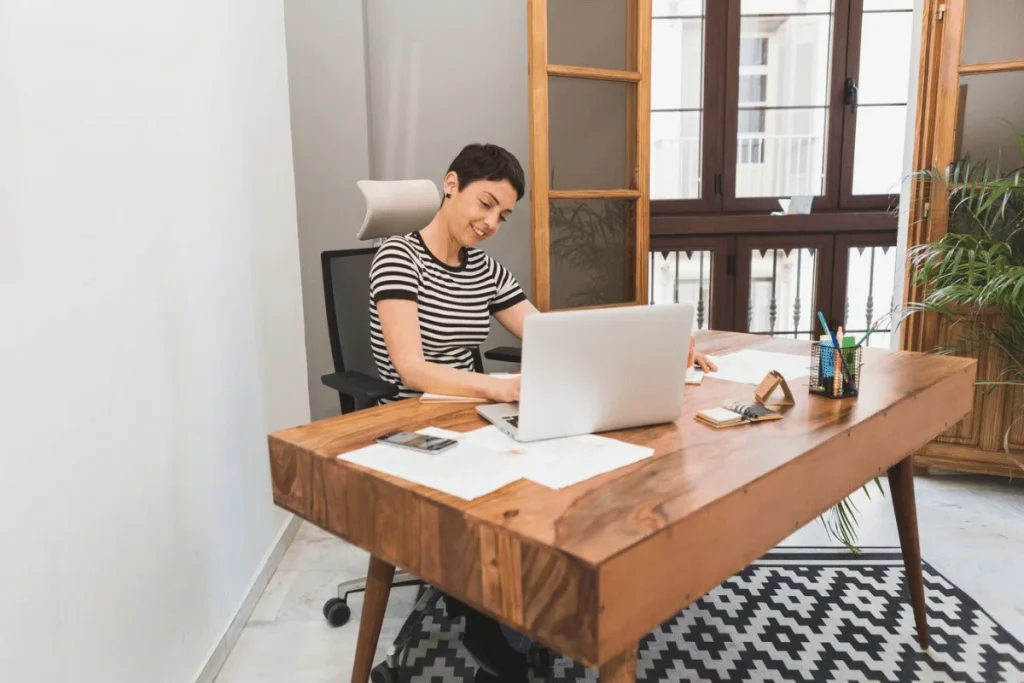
809,342,863,399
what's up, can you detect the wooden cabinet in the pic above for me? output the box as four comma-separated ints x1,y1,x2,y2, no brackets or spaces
904,0,1024,476
915,309,1023,476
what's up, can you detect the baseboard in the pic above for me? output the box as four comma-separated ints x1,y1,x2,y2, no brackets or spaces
193,513,303,683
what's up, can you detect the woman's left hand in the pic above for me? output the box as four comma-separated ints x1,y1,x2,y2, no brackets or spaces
688,336,718,372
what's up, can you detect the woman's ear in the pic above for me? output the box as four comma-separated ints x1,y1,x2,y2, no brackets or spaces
442,171,459,199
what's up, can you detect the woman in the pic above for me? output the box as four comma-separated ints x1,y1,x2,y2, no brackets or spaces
368,143,715,681
369,143,715,407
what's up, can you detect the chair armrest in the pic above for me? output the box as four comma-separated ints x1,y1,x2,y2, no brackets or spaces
321,371,399,404
484,346,521,364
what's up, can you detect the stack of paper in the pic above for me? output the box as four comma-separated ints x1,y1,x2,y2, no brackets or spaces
336,425,654,500
704,349,811,385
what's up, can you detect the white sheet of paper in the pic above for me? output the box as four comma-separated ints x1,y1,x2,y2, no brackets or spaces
418,426,466,440
338,426,655,499
464,426,655,489
704,349,811,385
686,368,704,385
337,433,522,500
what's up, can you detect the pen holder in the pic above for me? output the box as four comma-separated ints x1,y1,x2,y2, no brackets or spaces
809,342,863,399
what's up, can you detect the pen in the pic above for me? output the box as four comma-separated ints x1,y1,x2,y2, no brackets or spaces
818,312,853,389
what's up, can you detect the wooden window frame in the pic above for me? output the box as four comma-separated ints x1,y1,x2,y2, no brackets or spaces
652,0,913,231
527,0,653,312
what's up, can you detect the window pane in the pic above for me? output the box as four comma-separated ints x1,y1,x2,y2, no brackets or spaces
852,105,907,195
961,0,1024,65
735,107,827,197
652,17,704,111
738,16,833,108
549,77,630,190
547,0,627,70
740,37,768,66
858,11,913,105
651,111,702,199
741,0,832,14
739,74,768,103
549,200,632,309
747,247,818,338
649,250,714,331
654,0,703,18
843,245,896,349
959,72,1024,175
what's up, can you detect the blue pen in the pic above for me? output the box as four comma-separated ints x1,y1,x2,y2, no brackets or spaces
818,312,853,389
817,312,833,342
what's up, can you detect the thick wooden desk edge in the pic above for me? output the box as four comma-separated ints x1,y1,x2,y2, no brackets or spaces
594,360,977,662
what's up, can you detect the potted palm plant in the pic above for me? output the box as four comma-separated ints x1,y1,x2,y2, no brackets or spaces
903,129,1024,465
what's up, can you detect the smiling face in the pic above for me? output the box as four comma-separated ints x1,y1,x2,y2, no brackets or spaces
441,171,517,249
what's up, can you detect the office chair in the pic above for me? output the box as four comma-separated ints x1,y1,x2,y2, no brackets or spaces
317,179,524,683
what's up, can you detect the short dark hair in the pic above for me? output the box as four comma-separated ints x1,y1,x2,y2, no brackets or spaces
446,143,526,201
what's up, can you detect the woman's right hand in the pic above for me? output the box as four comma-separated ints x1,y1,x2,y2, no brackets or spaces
487,376,521,403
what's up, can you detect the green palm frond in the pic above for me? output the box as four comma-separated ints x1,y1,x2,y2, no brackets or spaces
903,128,1024,474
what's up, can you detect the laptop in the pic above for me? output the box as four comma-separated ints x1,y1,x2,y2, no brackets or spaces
476,304,695,442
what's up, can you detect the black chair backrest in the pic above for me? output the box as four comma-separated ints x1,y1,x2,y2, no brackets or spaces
320,247,486,405
322,248,380,380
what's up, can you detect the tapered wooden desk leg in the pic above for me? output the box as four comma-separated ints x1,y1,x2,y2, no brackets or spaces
351,555,396,683
600,643,638,683
888,457,929,649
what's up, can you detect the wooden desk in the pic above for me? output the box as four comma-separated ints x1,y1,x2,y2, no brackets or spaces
268,332,977,682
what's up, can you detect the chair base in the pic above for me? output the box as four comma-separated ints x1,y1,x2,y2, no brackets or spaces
323,571,423,628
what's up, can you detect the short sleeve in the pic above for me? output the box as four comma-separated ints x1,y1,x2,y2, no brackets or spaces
369,238,420,302
487,256,527,314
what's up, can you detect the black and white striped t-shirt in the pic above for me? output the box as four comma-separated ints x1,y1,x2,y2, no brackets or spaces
368,231,526,401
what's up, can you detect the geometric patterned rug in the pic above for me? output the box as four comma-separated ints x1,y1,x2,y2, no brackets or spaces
400,548,1024,683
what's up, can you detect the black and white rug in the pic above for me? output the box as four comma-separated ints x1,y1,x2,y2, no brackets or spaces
399,548,1024,683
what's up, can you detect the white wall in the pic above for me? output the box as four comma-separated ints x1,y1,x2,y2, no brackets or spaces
283,0,374,421
364,0,531,357
0,2,308,682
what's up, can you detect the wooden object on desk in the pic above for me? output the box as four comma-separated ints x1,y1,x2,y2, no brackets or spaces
268,332,977,681
754,370,795,407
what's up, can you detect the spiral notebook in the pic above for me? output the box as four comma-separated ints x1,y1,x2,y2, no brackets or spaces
695,399,782,429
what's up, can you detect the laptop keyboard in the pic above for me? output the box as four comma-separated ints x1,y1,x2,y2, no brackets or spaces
503,415,519,429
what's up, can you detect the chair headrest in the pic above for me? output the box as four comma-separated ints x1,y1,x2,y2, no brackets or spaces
356,179,441,241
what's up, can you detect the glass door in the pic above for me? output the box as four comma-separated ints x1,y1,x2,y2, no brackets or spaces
528,0,654,310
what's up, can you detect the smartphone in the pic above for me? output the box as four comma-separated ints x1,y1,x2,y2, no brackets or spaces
376,431,458,454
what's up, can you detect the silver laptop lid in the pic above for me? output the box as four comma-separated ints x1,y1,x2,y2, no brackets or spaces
516,304,694,442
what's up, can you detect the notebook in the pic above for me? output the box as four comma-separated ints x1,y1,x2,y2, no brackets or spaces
695,399,783,429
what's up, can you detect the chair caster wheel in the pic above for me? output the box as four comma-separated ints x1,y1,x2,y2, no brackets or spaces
323,597,351,627
370,662,399,683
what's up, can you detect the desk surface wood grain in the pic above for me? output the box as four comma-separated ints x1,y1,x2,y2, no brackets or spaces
268,332,976,668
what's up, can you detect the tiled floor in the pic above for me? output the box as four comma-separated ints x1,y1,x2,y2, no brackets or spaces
214,473,1024,682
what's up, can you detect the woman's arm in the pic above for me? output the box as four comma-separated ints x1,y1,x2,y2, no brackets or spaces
493,299,539,340
377,299,520,402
